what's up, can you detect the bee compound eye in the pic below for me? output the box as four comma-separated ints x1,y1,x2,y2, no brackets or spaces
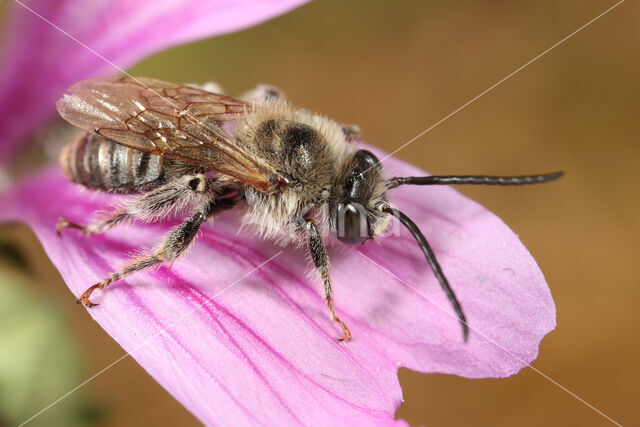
337,203,369,245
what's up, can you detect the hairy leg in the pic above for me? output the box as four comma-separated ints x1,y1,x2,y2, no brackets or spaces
57,174,214,236
306,219,352,341
77,193,238,306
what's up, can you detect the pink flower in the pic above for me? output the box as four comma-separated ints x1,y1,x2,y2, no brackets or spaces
0,1,556,425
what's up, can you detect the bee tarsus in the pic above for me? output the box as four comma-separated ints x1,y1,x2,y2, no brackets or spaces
77,283,102,307
306,219,353,341
57,217,83,236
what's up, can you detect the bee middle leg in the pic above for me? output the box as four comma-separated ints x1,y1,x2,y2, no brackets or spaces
57,174,212,236
77,193,236,307
306,219,352,342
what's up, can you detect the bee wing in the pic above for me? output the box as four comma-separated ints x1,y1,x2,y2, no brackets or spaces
56,77,282,191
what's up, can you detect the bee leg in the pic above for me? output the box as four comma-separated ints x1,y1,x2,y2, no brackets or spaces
77,191,238,307
77,255,161,307
341,124,361,142
306,219,352,342
57,217,86,235
77,195,225,307
240,84,285,102
57,212,130,236
58,174,212,236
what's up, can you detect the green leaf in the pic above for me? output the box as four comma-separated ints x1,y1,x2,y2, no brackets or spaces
0,268,90,426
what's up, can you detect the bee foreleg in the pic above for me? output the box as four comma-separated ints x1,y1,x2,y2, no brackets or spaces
58,174,214,236
306,219,352,342
77,194,229,307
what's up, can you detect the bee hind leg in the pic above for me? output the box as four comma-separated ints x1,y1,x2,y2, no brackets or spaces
77,255,163,307
77,190,238,307
306,219,352,342
78,200,214,307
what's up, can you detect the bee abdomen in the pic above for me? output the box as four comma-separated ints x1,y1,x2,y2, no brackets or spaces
60,132,164,193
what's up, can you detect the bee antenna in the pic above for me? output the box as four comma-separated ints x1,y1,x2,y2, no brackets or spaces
382,205,469,342
387,171,563,189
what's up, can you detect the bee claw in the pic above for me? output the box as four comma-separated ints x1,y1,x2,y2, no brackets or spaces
76,297,99,308
333,316,352,342
57,217,89,236
77,284,102,308
56,217,68,237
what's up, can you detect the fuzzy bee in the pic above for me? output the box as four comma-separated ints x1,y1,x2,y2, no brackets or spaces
56,77,561,341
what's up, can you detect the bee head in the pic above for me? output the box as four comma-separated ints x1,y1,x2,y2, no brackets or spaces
331,149,389,245
329,145,562,343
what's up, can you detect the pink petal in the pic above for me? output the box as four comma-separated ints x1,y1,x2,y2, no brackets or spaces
0,0,309,162
0,148,554,425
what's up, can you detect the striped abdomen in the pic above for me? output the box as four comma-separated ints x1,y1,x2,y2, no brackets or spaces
60,132,164,193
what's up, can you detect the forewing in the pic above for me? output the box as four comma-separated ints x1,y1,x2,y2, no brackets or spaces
56,77,280,191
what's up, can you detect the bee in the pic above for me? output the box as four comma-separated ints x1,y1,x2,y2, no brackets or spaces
56,77,562,341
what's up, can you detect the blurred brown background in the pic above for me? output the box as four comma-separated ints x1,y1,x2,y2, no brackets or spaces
1,0,638,425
